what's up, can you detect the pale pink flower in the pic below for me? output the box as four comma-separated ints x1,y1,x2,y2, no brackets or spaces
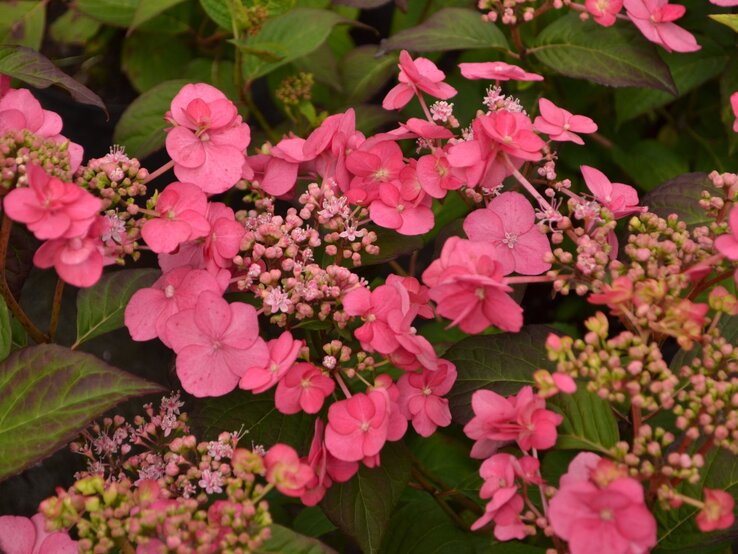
239,331,303,393
463,191,552,275
141,181,210,254
3,164,101,240
368,181,434,235
166,291,269,397
274,362,335,414
0,513,77,554
715,207,738,260
459,61,543,82
732,92,738,134
422,237,523,334
710,0,738,5
397,361,457,437
264,444,315,498
548,453,657,554
382,50,457,110
325,390,390,462
585,0,624,26
581,165,644,219
534,98,598,145
124,267,225,346
696,489,735,532
624,0,700,52
166,83,251,194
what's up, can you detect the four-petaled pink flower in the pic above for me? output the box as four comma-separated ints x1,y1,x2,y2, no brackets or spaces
325,390,390,462
0,513,77,554
166,290,269,397
696,489,735,532
3,164,101,240
203,202,245,270
397,360,457,437
459,62,544,82
463,191,552,276
264,444,315,498
382,50,457,111
239,331,303,393
369,181,434,236
345,139,405,203
581,165,644,219
275,362,335,414
166,83,251,194
141,181,210,254
422,237,523,334
585,0,624,26
715,206,738,261
624,0,700,53
534,98,598,145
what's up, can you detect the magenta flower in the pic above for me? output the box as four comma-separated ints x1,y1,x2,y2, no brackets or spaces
166,291,269,397
715,207,738,260
0,513,77,554
463,192,552,276
165,83,251,194
345,139,405,203
239,331,303,393
274,362,335,414
624,0,700,53
696,489,735,532
382,50,457,110
480,110,545,161
548,453,657,554
124,267,225,346
585,0,624,26
264,444,315,498
0,75,9,97
731,92,738,133
422,237,523,334
141,181,210,254
203,202,245,270
397,361,457,437
369,181,434,236
258,137,310,197
343,284,403,354
459,61,543,82
416,148,462,199
581,165,644,219
3,164,101,240
533,98,598,145
325,390,390,462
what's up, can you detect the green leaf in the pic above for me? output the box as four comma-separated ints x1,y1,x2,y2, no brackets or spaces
360,226,423,267
0,344,164,481
353,104,397,134
113,79,188,159
295,43,342,91
75,269,160,347
0,45,107,115
122,33,193,92
193,389,315,452
199,0,233,30
0,1,46,50
129,0,187,32
407,432,481,498
340,47,397,104
612,140,690,191
49,10,101,45
643,172,720,228
549,387,619,452
258,524,338,554
381,8,508,53
76,0,138,27
531,14,677,94
320,441,411,554
0,296,10,362
293,507,338,538
239,9,353,81
444,325,554,424
710,14,738,33
614,39,727,124
184,58,240,103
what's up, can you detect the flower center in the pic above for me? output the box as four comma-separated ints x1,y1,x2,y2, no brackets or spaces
422,386,432,396
475,287,486,299
600,508,614,521
164,285,176,299
300,378,311,389
360,421,370,432
502,232,519,249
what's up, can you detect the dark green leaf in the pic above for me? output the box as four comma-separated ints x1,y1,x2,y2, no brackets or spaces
184,58,240,103
0,1,46,50
549,387,619,453
75,269,160,347
381,8,508,53
122,33,193,92
113,79,188,159
710,14,738,33
320,441,411,554
76,0,138,27
199,0,233,30
340,47,397,104
295,43,342,91
444,325,554,424
407,432,481,499
360,226,423,267
258,524,338,554
531,14,676,94
0,45,107,115
49,10,101,45
293,507,338,538
0,344,164,481
612,140,690,191
354,104,397,134
643,172,720,228
0,296,10,362
129,0,187,32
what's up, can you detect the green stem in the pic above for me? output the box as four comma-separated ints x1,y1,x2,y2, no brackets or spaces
48,278,64,342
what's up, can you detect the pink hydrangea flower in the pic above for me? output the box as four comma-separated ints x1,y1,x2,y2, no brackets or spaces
624,0,700,53
386,274,433,319
3,164,101,240
166,291,269,397
124,267,225,346
0,513,77,554
0,89,83,171
274,362,335,414
368,181,434,236
141,181,210,254
422,237,523,334
343,284,404,355
239,331,303,393
710,0,738,5
397,360,457,437
345,139,405,203
463,386,563,458
264,444,315,498
382,50,457,110
696,489,735,532
479,110,545,162
581,165,644,219
732,92,738,134
165,83,251,194
470,454,528,539
533,98,598,145
585,0,624,26
715,207,738,260
463,191,552,276
416,148,463,199
325,390,390,462
548,452,657,554
257,137,310,197
372,374,408,442
202,202,245,270
458,61,544,82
